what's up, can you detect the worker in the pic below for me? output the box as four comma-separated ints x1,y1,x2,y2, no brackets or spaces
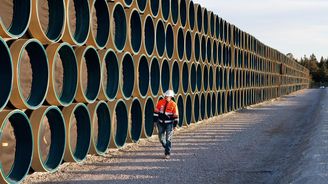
153,90,179,159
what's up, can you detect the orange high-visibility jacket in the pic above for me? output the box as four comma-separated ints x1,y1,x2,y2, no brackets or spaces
153,99,179,125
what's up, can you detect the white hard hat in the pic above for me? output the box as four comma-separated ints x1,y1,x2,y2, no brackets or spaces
164,90,175,97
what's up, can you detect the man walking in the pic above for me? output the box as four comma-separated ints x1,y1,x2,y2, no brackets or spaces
153,90,179,159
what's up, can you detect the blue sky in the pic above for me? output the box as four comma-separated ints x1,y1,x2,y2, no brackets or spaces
193,0,328,60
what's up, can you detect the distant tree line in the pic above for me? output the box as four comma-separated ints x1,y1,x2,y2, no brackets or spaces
287,53,328,84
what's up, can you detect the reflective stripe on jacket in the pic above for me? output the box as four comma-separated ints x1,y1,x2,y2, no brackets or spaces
153,99,179,125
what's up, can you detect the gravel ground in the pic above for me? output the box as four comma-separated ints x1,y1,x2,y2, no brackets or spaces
24,89,327,184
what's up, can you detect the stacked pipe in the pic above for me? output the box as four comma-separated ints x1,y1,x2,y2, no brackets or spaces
0,0,309,183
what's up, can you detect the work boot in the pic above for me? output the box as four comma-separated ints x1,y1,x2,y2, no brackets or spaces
164,155,170,159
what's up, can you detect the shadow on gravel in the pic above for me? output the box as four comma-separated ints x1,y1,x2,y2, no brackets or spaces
30,90,325,184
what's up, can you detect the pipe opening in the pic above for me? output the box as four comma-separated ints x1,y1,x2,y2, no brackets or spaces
0,111,32,183
137,0,147,12
36,0,65,42
210,12,214,37
206,38,212,62
161,59,170,93
81,47,101,102
67,0,90,44
0,39,12,110
212,41,217,64
170,0,178,24
209,66,213,90
203,65,208,91
124,0,133,6
196,5,202,32
114,101,128,148
196,64,202,91
182,62,189,93
150,0,159,17
194,33,200,61
121,53,135,99
52,44,78,106
190,63,196,92
155,20,165,57
179,0,187,27
215,66,221,90
215,15,219,39
221,67,225,89
150,57,160,96
91,0,110,48
211,93,216,116
171,61,180,94
112,3,127,51
206,93,211,118
188,1,195,30
185,95,192,125
201,35,206,62
185,31,192,61
177,95,184,127
129,10,142,53
38,107,66,171
177,27,184,60
102,50,119,100
138,56,149,97
222,92,226,113
218,42,222,64
217,92,221,114
69,104,91,162
144,98,154,137
200,93,205,120
93,102,111,154
15,40,48,109
193,94,199,122
130,99,142,143
165,24,174,59
0,0,30,37
203,8,208,33
144,16,154,56
161,0,170,21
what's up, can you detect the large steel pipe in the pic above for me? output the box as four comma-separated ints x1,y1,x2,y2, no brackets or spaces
127,98,143,143
109,100,128,148
98,49,119,101
119,52,135,100
46,43,78,107
62,0,90,46
0,0,31,38
143,97,155,138
185,94,192,125
195,4,202,33
136,0,147,13
0,38,13,111
190,63,197,93
29,0,65,44
9,39,49,110
185,30,192,61
88,101,111,155
206,92,211,119
74,46,101,103
171,60,180,94
181,62,189,94
187,0,195,30
179,0,187,27
160,0,170,21
28,106,66,172
176,27,184,61
170,0,179,25
196,63,202,92
150,57,160,97
161,59,170,94
143,15,155,57
200,93,206,120
0,110,33,184
193,32,200,62
127,8,142,54
176,94,184,127
155,19,166,58
86,0,110,49
135,55,149,98
165,23,174,59
108,2,127,52
62,103,91,163
192,93,200,123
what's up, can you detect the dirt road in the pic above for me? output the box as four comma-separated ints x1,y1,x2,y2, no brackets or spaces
25,89,328,184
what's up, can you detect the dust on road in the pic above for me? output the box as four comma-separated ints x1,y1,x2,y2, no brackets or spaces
24,89,328,184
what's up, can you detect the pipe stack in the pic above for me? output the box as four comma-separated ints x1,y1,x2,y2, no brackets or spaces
0,0,310,183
